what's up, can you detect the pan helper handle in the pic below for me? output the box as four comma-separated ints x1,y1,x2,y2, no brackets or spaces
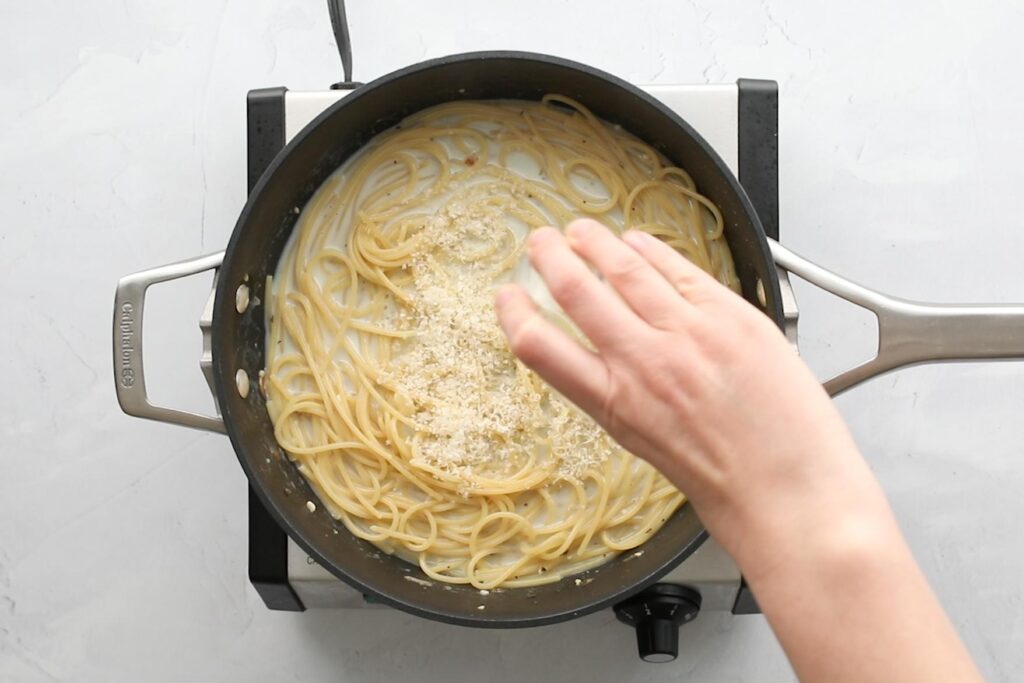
770,240,1024,397
113,252,227,433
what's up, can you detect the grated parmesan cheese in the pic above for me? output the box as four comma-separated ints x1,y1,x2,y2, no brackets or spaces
377,197,615,491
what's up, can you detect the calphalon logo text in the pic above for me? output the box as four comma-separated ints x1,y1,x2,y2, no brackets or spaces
119,303,135,387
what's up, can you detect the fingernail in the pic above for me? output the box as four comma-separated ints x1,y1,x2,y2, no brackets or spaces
527,226,556,252
494,284,517,309
566,219,595,241
622,230,652,251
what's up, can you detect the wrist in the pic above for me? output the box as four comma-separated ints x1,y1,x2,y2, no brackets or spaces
691,446,898,588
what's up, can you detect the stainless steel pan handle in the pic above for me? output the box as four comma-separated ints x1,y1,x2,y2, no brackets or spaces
113,252,226,433
770,240,1024,396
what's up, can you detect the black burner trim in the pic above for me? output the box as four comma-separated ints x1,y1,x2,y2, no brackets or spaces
248,87,289,193
733,78,779,616
731,582,761,615
246,86,304,612
738,79,779,241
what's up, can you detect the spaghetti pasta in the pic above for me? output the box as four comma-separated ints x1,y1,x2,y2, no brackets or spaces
265,96,739,589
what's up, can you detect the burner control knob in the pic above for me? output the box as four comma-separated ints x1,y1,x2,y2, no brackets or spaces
613,584,702,663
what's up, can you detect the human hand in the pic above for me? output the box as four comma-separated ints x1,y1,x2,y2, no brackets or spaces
494,218,874,572
495,219,983,682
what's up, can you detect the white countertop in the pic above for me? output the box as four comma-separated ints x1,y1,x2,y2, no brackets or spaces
3,1,1023,680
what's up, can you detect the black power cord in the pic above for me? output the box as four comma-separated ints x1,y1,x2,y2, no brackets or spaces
328,0,362,89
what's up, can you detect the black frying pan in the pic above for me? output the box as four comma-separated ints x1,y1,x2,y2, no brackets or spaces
220,52,783,627
115,51,1024,628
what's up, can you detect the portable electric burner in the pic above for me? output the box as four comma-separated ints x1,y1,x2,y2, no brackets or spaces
222,77,798,662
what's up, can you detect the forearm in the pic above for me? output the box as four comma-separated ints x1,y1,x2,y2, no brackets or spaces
697,455,983,683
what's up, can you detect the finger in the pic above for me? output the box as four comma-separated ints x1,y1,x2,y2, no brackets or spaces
494,284,608,415
564,219,691,329
526,226,643,349
621,230,731,307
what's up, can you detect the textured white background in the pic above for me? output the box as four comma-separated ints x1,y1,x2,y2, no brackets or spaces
3,0,1024,681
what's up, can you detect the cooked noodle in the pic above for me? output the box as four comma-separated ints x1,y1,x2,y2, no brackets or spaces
265,96,739,589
